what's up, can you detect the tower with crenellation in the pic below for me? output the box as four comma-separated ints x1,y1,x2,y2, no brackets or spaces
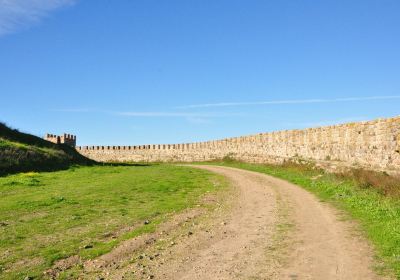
44,133,76,147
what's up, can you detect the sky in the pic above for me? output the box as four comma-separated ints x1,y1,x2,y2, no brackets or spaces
0,0,399,146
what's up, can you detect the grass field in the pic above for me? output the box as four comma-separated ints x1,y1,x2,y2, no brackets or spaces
211,161,400,278
0,164,225,279
0,122,93,175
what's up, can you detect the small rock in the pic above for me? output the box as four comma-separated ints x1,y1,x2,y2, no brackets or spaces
102,232,113,238
145,238,156,245
24,277,34,280
311,175,323,180
170,241,175,246
144,220,150,225
188,231,193,236
83,244,93,249
148,275,154,279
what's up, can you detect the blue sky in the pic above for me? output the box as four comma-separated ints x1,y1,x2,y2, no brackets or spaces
0,0,399,145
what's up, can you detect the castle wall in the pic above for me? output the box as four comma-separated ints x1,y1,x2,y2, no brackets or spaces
44,133,76,147
76,116,400,173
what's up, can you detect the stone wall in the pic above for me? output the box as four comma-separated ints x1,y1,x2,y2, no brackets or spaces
44,133,77,147
76,116,400,173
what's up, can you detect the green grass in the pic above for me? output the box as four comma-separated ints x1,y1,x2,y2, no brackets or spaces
0,164,226,279
210,161,400,278
0,138,64,155
0,122,93,175
0,138,28,149
0,137,85,175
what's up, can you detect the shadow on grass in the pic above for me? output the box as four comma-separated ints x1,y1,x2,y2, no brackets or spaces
0,161,154,177
99,162,152,167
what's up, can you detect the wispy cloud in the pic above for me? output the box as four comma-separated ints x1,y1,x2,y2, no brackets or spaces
0,0,75,36
51,108,92,113
114,111,239,118
117,112,204,117
52,108,241,124
114,111,238,125
284,116,367,128
177,95,400,109
186,117,212,124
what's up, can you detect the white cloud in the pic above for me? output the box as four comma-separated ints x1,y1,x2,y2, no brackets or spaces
186,117,212,124
177,95,400,109
114,111,239,118
0,0,75,36
284,117,368,128
114,111,244,126
117,112,206,117
52,109,241,125
51,108,92,113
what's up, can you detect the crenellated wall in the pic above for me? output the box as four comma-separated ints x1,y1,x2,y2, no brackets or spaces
76,116,400,173
44,133,77,147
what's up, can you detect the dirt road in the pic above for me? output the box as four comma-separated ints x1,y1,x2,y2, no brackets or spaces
153,165,384,280
83,165,387,279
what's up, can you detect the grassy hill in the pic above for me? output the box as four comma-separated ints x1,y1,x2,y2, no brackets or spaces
0,122,94,175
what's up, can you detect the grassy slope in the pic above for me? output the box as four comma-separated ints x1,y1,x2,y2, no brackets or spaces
0,123,93,175
210,161,400,278
0,164,226,279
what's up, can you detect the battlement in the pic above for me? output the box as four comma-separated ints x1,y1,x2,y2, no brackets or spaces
76,116,400,173
44,133,76,147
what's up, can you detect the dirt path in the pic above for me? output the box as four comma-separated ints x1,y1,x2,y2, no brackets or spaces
151,165,384,280
80,165,387,279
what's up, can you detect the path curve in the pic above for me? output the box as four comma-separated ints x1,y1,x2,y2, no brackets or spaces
92,165,388,280
163,165,385,280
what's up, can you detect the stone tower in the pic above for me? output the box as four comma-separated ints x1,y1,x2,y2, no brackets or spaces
44,133,76,147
